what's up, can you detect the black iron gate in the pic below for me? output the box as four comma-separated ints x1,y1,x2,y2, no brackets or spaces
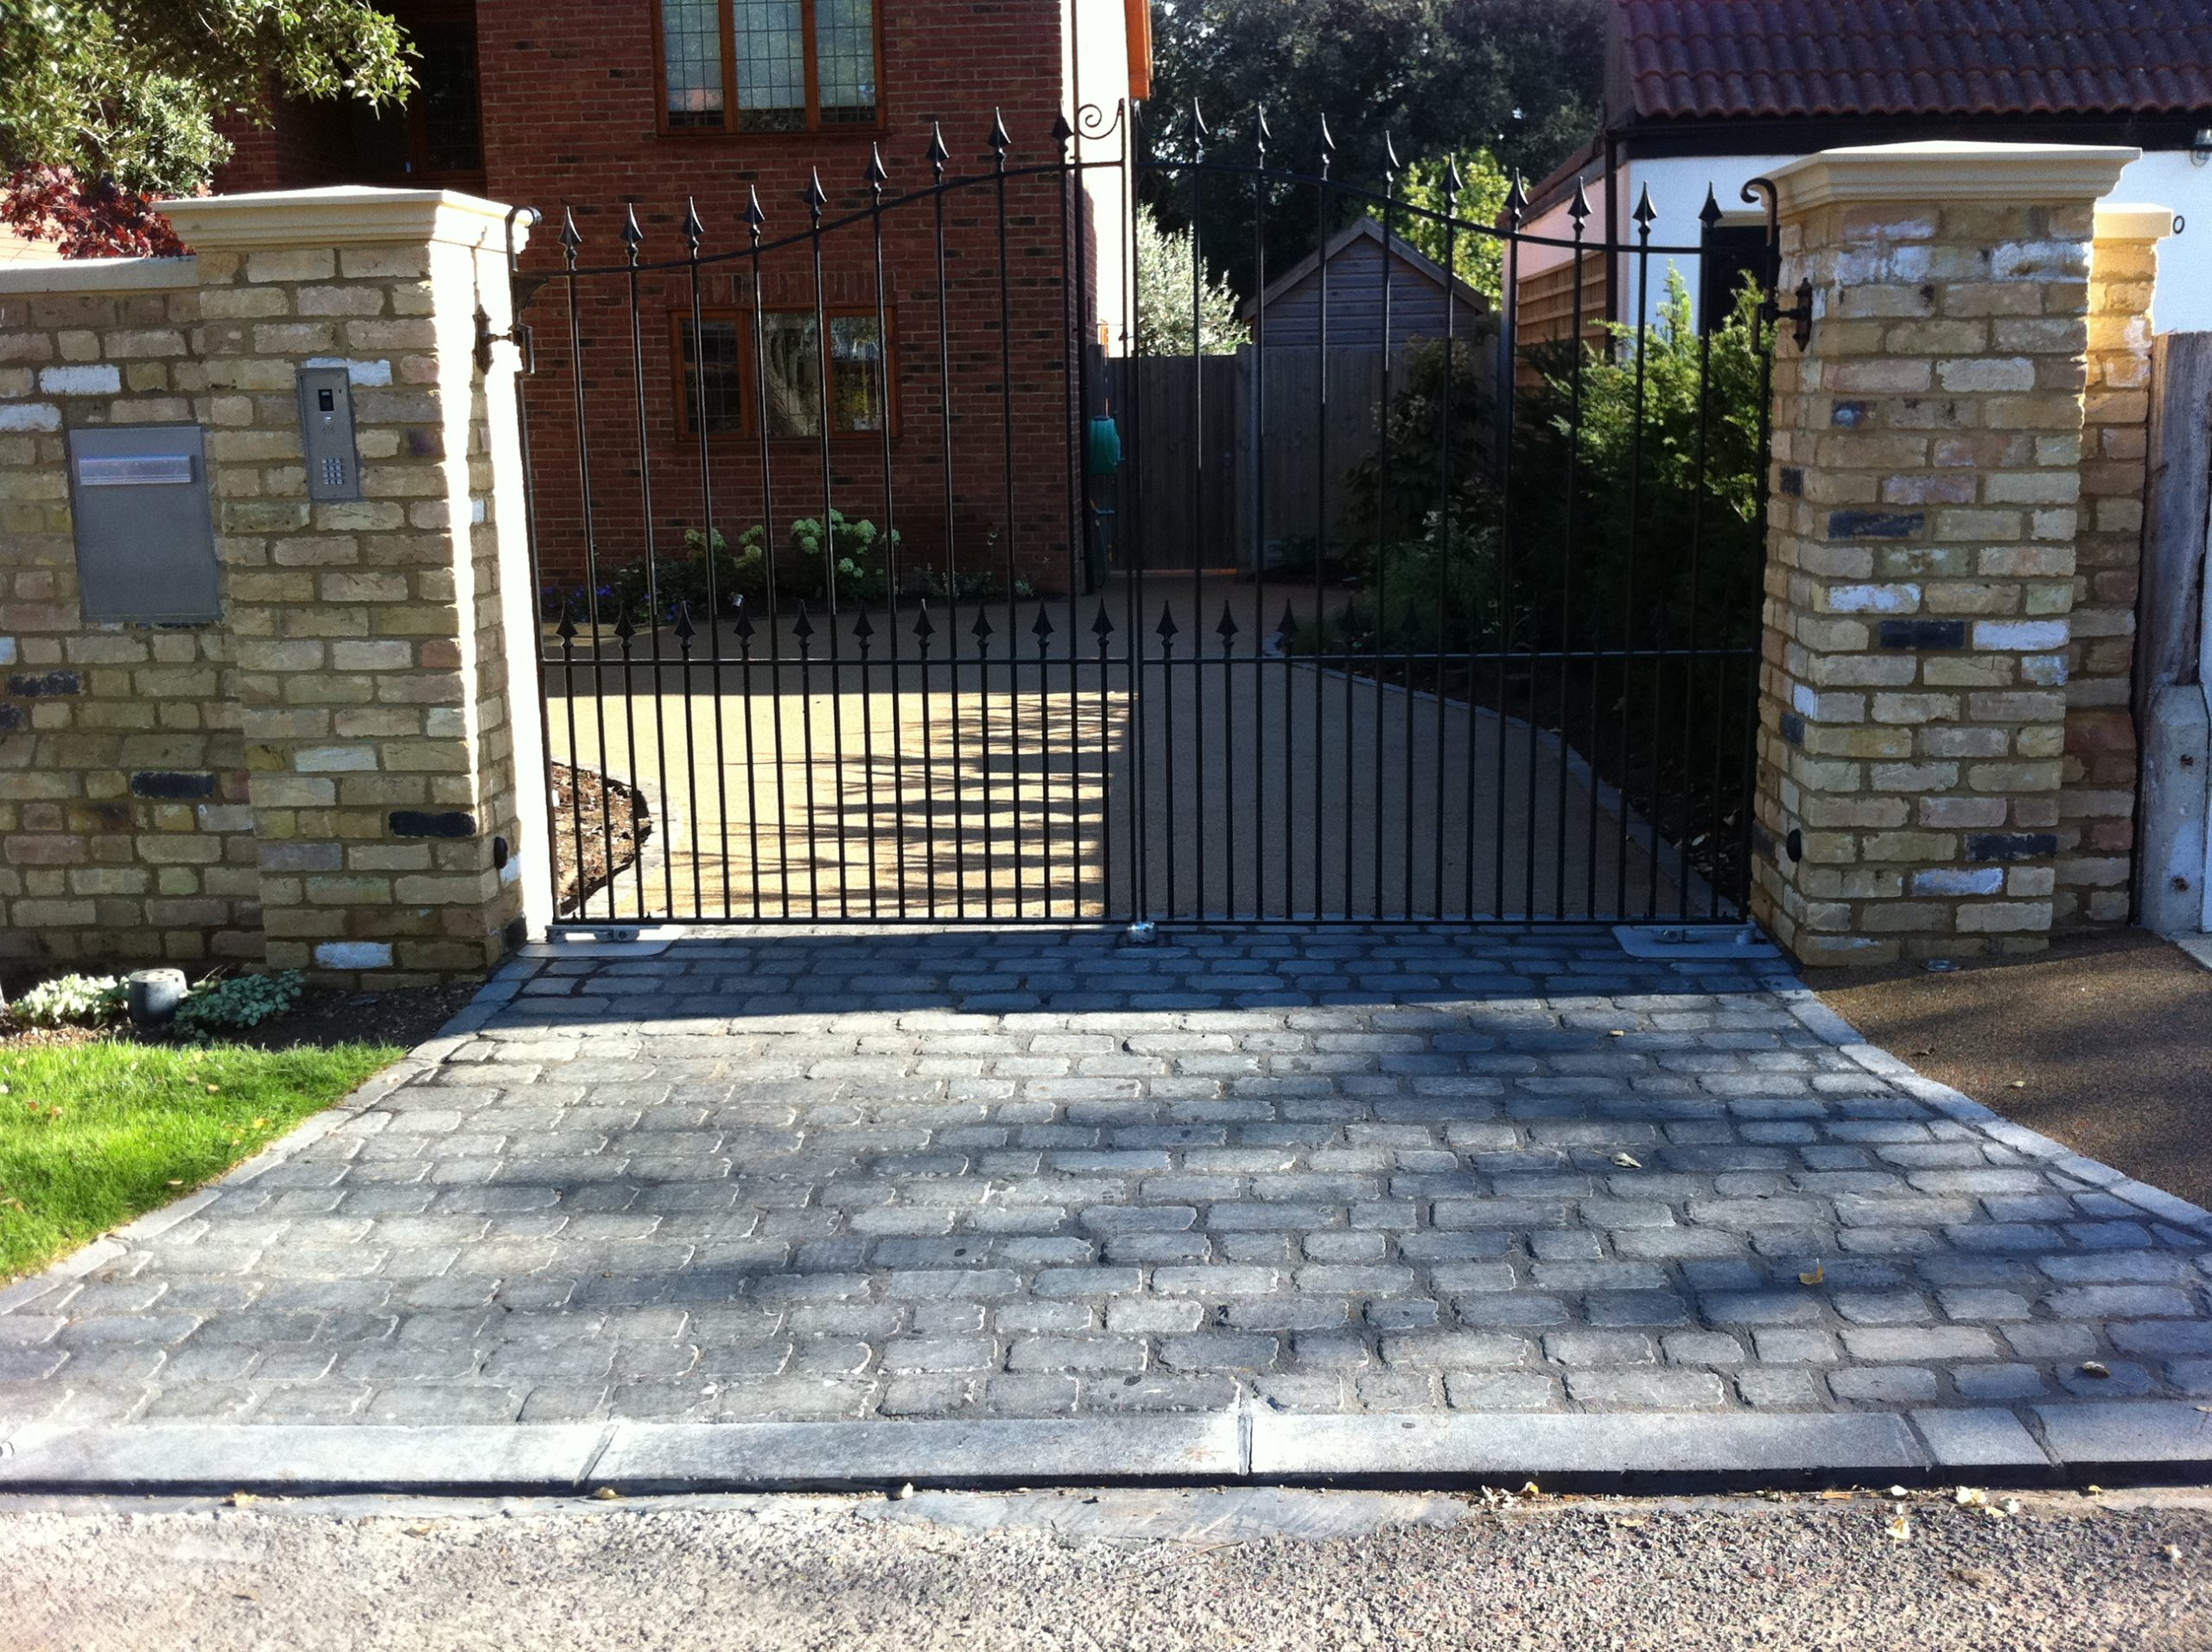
510,104,1777,927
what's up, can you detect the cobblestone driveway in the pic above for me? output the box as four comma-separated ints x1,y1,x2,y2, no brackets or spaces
5,927,2211,1444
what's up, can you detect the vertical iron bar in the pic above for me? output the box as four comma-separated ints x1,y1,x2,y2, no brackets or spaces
804,171,849,918
993,111,1025,918
868,147,907,917
1494,181,1526,919
916,604,938,915
1677,188,1723,923
1313,118,1336,920
557,611,585,919
795,603,820,912
622,207,673,921
1123,99,1150,921
1550,181,1592,919
1187,102,1210,920
1158,602,1179,917
683,200,734,922
1434,159,1459,920
616,607,646,914
1249,108,1272,921
1094,605,1115,918
557,218,619,924
930,124,966,917
747,188,794,919
974,605,995,913
1055,111,1081,919
1218,604,1236,918
856,605,877,916
675,600,702,918
1617,188,1656,920
734,599,763,919
1377,137,1398,920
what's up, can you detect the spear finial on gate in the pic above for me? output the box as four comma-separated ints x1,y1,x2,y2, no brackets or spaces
1569,177,1592,234
1032,607,1056,645
927,120,950,178
1382,130,1401,179
1633,182,1656,237
990,107,1012,166
613,603,636,645
1052,108,1075,151
744,185,766,240
852,606,875,651
1216,602,1239,645
804,168,829,224
912,600,935,644
1155,601,1179,643
1699,184,1723,232
1191,97,1209,145
682,197,705,257
868,143,889,198
556,603,578,645
558,206,582,266
1504,173,1529,228
1274,602,1297,645
1254,104,1272,157
622,203,644,265
792,601,815,644
1318,113,1335,173
1444,152,1464,202
971,607,995,644
1090,605,1116,644
673,601,696,645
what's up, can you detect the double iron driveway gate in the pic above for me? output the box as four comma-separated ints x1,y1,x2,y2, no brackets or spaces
510,105,1779,929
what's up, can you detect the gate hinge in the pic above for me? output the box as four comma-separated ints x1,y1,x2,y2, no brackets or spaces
1770,277,1815,351
474,309,537,376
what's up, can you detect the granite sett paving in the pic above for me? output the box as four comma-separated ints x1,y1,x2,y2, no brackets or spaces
4,924,2212,1490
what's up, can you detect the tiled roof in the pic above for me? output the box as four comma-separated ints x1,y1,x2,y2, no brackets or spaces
1618,0,2212,121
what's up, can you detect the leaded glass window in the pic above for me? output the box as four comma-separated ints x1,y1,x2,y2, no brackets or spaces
661,0,726,127
659,0,878,130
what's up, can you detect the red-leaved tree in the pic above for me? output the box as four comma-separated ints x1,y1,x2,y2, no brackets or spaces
1,165,186,258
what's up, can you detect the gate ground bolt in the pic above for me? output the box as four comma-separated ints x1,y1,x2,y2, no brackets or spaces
127,969,189,1029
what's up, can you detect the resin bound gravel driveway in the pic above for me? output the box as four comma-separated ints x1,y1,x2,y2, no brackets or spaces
3,925,2212,1491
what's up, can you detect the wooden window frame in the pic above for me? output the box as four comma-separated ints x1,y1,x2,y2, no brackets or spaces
671,305,900,442
652,0,887,137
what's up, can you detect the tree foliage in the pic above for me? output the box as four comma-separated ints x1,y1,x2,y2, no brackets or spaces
1142,0,1605,295
1,0,413,254
1395,148,1513,302
1135,204,1249,356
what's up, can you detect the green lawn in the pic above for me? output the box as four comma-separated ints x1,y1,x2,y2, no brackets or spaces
0,1039,398,1280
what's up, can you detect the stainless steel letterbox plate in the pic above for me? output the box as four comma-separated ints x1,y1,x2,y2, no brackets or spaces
66,423,221,625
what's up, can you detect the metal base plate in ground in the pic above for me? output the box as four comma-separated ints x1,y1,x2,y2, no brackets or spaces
1612,923,1782,962
523,925,683,959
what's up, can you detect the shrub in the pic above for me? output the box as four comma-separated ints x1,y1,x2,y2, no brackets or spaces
7,974,126,1027
171,971,307,1039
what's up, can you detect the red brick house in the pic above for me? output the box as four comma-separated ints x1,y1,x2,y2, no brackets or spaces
217,0,1154,597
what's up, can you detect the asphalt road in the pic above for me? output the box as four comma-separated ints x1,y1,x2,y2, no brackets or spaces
4,1485,2209,1650
1817,929,2212,1212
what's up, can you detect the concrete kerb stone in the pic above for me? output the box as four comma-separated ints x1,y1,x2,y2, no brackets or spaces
1772,974,2212,1241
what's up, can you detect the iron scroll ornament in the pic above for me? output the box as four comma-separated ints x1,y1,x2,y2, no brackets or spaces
1740,177,1815,351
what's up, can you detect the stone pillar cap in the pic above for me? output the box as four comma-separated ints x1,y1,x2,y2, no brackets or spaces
2094,202,2178,241
155,186,529,252
1764,141,2140,214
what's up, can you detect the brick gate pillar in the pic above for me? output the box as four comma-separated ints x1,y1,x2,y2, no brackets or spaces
1751,143,2143,966
158,189,552,987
